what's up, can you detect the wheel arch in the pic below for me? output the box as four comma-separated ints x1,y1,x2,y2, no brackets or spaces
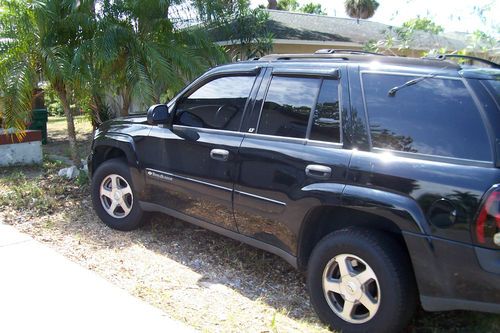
91,133,139,176
297,186,430,272
297,185,430,270
298,206,410,270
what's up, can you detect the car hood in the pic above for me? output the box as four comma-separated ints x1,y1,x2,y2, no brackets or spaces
95,114,151,138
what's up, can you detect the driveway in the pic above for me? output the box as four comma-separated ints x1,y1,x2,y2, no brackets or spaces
0,222,194,333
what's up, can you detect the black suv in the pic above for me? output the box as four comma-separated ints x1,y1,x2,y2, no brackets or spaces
88,51,500,333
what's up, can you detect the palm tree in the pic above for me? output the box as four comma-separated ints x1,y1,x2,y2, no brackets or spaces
85,0,226,117
344,0,379,23
0,0,37,135
0,0,226,162
194,0,273,61
0,0,96,165
37,0,96,165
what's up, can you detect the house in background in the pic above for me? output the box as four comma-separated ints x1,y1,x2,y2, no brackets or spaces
217,9,473,57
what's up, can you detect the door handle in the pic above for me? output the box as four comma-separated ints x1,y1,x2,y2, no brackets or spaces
210,149,229,162
305,164,332,180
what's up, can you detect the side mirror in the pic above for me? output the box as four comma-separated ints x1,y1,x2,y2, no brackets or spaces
147,104,170,125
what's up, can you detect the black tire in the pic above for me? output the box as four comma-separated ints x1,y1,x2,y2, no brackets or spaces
307,228,417,333
91,158,147,231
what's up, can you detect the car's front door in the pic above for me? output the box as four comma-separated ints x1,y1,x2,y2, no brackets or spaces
144,68,263,231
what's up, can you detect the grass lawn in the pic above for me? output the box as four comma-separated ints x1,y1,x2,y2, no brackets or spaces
0,116,499,332
44,115,94,162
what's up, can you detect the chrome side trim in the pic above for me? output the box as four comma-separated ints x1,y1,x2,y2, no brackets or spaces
306,138,343,149
235,190,287,206
145,168,232,192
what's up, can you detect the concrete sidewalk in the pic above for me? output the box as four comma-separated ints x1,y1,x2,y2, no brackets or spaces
0,223,195,333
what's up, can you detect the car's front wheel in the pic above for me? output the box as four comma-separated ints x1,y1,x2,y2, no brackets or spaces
307,228,417,333
91,158,148,231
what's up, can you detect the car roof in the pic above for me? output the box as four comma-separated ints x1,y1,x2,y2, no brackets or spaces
209,52,500,80
257,52,460,69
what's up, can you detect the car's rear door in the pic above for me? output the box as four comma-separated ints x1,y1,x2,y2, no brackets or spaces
233,64,352,255
143,66,263,231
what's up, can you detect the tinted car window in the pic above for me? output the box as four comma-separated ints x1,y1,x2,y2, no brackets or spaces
174,75,255,131
310,79,341,143
483,79,500,104
258,76,321,138
363,73,491,161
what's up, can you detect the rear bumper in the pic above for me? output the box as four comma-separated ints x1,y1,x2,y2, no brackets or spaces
403,232,500,313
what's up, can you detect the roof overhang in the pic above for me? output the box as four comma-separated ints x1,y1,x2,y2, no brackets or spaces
217,38,362,48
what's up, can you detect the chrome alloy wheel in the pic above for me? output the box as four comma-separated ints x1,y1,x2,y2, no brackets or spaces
322,253,380,324
99,174,133,219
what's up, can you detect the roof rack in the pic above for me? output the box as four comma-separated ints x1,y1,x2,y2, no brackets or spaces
259,53,350,61
314,49,386,56
424,54,500,69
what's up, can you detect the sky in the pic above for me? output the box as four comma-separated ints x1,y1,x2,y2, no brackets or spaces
251,0,499,36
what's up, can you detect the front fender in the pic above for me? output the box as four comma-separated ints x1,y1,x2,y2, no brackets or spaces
91,133,140,172
89,132,148,199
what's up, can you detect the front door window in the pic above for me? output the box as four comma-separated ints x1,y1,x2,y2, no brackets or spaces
174,75,256,131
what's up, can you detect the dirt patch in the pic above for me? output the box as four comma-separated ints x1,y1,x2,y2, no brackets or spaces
0,167,328,333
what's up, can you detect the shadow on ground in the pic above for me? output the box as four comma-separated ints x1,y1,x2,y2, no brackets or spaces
61,192,500,333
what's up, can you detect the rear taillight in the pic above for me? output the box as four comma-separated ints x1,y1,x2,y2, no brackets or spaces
475,186,500,248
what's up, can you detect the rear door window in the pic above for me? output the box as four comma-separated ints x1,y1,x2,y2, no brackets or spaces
310,79,341,143
362,73,492,161
257,76,321,138
256,76,342,142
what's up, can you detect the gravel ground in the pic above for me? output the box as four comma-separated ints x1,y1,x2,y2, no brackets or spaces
0,165,329,333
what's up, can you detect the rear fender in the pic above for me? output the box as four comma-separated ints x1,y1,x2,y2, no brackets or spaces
341,185,430,234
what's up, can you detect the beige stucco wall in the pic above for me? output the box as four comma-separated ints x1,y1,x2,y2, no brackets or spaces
271,43,362,54
270,43,426,57
225,41,492,60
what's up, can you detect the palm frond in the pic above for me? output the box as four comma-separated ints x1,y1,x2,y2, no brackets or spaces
125,53,154,106
0,59,36,135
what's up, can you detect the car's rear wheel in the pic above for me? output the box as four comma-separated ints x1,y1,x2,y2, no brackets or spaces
307,228,417,333
91,158,148,231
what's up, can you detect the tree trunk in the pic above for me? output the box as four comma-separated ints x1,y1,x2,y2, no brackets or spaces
120,88,131,117
56,87,80,166
90,93,105,131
